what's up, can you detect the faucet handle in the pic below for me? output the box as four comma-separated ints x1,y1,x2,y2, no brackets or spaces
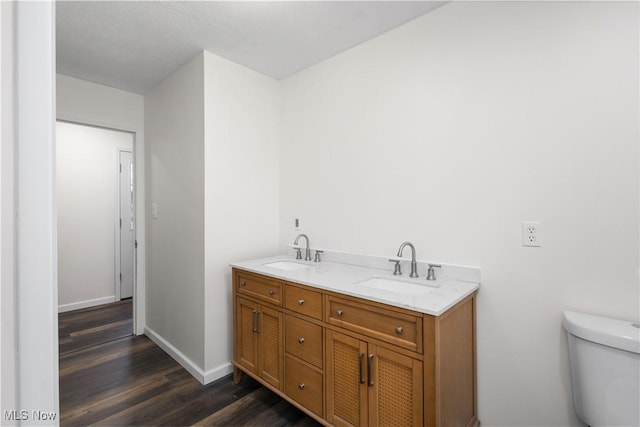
295,247,302,260
426,264,442,281
314,250,324,263
388,259,402,275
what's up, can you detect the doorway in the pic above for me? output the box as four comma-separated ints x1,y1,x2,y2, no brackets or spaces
56,121,136,352
118,149,134,300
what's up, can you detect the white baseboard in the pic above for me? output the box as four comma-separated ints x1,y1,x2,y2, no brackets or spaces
144,326,232,385
144,326,204,383
203,361,233,384
58,295,116,313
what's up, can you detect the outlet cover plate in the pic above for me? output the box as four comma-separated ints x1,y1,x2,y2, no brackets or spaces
522,222,541,247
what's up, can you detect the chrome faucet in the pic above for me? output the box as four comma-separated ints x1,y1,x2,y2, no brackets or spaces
426,264,442,281
294,233,312,261
396,241,418,278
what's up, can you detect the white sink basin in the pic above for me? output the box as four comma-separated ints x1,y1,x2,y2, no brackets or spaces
262,261,311,271
356,276,439,296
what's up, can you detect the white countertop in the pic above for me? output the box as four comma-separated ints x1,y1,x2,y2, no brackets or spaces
230,252,480,316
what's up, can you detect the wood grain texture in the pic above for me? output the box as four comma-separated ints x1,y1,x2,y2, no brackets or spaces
435,294,477,427
284,355,323,417
59,299,133,355
285,314,323,369
284,284,323,320
232,269,478,427
236,270,283,306
59,301,319,426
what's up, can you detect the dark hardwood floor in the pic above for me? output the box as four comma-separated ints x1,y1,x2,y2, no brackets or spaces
59,301,320,426
59,299,133,355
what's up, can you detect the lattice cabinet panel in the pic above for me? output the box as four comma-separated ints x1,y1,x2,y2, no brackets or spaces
235,297,258,374
259,305,283,389
234,297,283,390
327,331,423,427
326,330,368,427
368,344,423,427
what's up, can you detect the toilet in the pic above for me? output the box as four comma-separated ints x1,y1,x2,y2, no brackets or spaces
563,311,640,427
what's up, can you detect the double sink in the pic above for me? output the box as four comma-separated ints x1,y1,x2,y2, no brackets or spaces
261,260,439,297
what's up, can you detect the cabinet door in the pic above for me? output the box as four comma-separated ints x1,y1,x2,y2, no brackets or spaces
258,304,283,390
367,344,423,427
326,330,368,427
235,297,258,375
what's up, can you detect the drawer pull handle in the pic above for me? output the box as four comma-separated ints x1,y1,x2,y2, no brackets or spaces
241,281,246,287
298,337,305,344
336,309,344,317
298,383,305,390
268,289,275,296
298,298,304,305
395,326,403,335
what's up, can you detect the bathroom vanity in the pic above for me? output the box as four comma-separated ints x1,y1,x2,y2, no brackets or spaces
231,251,479,427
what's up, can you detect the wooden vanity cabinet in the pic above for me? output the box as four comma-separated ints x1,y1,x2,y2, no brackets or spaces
234,271,284,390
325,330,423,427
325,294,424,427
232,268,478,427
235,296,283,390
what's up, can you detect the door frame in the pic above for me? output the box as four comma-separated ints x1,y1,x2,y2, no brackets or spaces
57,117,144,336
115,147,134,302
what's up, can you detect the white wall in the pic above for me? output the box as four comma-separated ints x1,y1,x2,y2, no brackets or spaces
57,74,146,333
279,2,639,426
145,53,205,369
203,51,280,376
15,1,59,423
57,75,144,131
0,0,16,419
56,122,133,311
144,51,280,382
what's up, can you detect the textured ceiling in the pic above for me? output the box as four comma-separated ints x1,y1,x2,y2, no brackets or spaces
56,1,445,94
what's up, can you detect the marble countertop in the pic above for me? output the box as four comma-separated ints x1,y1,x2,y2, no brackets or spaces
230,251,480,316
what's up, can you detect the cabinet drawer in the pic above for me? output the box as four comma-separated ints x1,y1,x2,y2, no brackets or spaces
236,272,282,305
284,285,322,320
285,315,323,369
326,296,422,353
285,356,323,417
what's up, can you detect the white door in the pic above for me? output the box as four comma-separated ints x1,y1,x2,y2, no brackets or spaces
119,150,134,299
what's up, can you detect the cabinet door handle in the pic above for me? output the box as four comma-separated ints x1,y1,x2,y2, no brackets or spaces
268,289,275,296
336,309,344,317
297,298,304,305
241,281,246,287
298,337,305,344
367,354,374,387
395,326,403,335
256,311,262,333
252,310,257,332
359,353,365,384
298,383,305,390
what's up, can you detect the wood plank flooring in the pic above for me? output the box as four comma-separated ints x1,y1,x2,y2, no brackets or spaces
59,299,133,355
59,301,320,426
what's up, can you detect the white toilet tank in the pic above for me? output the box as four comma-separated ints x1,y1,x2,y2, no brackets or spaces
563,311,640,427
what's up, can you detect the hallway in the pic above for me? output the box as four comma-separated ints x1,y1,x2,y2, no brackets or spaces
59,299,133,355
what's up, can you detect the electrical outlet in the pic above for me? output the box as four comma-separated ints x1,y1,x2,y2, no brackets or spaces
522,222,541,247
